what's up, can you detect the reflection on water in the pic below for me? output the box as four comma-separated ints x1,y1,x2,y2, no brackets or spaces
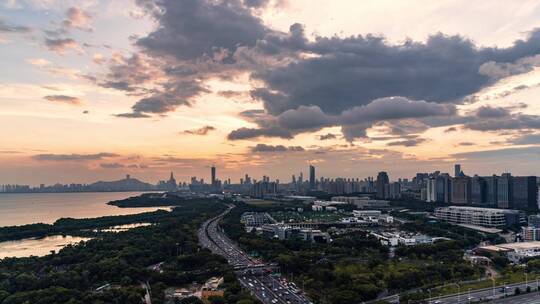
0,235,91,259
93,222,153,232
0,192,166,227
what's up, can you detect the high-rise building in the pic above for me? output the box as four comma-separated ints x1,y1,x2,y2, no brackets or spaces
452,175,471,205
309,165,316,190
497,173,513,209
483,175,498,207
211,166,216,186
376,171,389,199
471,175,486,205
454,164,462,177
512,176,538,210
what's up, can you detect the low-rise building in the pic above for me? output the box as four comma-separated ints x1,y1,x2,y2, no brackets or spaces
478,242,540,263
523,226,540,241
331,196,389,209
240,212,275,227
434,206,522,228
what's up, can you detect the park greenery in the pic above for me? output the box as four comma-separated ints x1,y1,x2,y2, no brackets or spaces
0,198,258,304
220,200,500,304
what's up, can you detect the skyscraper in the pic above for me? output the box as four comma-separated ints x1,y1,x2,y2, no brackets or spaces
309,165,316,190
454,164,462,177
512,176,537,210
376,171,389,199
497,173,513,209
452,175,471,205
211,166,216,186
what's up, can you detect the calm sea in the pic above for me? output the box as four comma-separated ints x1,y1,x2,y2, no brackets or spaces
0,192,165,227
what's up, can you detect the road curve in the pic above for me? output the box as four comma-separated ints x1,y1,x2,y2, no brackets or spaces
198,204,313,304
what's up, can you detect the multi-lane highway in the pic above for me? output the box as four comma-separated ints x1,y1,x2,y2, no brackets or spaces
198,205,313,304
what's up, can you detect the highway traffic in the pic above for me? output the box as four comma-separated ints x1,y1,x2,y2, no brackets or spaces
198,205,313,304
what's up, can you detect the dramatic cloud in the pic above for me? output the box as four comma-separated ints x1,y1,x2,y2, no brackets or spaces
43,95,82,105
33,152,119,161
136,0,269,61
181,125,216,135
103,0,540,141
230,97,456,141
464,114,540,131
251,144,304,152
475,106,510,118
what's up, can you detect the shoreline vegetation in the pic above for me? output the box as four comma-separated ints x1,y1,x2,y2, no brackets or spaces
0,195,259,304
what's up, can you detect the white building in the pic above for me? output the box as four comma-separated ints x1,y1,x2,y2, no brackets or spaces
434,206,522,228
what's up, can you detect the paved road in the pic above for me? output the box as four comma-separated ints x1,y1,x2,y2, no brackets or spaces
428,281,540,303
490,292,540,303
198,205,313,304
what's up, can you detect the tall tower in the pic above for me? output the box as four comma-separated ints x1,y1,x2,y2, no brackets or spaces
309,165,316,190
211,166,216,186
376,171,389,199
454,164,462,177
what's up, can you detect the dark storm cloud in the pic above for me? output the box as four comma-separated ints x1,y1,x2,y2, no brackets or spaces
464,114,540,131
251,144,304,152
475,106,510,118
33,152,119,161
181,125,216,135
104,0,540,141
136,0,269,61
117,80,209,117
229,97,456,141
0,19,31,33
253,30,540,115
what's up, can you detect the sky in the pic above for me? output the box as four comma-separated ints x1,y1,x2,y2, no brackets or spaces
2,0,540,185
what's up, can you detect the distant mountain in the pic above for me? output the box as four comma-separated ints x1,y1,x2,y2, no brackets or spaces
88,176,155,192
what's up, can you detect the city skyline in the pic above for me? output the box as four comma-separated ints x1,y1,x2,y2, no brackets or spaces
3,1,540,184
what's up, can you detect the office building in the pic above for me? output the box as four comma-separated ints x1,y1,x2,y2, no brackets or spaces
512,176,538,210
309,165,316,190
376,171,389,199
451,175,471,205
471,175,486,205
454,164,462,177
434,206,521,228
426,173,451,203
497,173,513,208
211,166,216,186
483,175,498,207
388,182,401,199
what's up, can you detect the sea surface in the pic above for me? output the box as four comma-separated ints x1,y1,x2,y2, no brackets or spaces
0,192,167,258
0,192,165,227
0,235,91,259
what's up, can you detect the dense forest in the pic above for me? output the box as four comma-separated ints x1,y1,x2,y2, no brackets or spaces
0,199,257,304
